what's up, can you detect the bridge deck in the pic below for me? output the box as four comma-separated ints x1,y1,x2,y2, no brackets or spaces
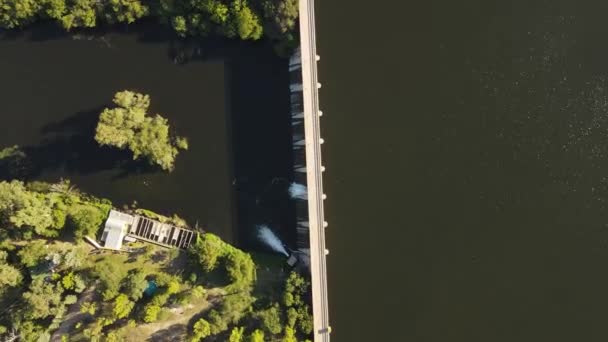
299,0,331,340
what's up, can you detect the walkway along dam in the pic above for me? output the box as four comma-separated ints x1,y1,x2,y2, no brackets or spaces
295,0,331,340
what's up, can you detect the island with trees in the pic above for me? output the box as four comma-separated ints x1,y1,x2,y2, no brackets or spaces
94,91,188,172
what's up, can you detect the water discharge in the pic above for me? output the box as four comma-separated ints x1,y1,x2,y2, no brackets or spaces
257,225,289,256
288,182,307,199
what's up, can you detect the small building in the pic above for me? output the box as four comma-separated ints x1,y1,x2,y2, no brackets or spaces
100,210,135,250
100,209,196,250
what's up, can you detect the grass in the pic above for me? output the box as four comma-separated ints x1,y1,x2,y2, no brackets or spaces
90,242,185,276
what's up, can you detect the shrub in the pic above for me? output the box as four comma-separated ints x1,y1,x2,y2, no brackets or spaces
143,304,161,322
64,295,78,305
112,294,134,319
191,318,211,341
257,303,282,335
123,269,147,301
68,205,106,239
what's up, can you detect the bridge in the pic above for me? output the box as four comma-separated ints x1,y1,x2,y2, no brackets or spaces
298,0,331,340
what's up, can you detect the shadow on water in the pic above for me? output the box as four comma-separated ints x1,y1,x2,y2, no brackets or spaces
225,44,297,250
0,108,155,180
0,20,250,64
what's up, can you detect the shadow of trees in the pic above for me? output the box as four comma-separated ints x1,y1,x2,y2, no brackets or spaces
0,107,157,181
148,323,187,341
225,44,297,249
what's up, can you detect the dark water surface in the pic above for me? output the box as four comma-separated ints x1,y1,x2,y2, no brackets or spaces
319,1,608,341
0,24,294,245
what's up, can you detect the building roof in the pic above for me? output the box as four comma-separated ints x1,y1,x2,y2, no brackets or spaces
104,227,125,250
102,210,135,250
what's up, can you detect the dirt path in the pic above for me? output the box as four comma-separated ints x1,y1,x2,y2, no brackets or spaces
51,286,96,342
122,290,221,341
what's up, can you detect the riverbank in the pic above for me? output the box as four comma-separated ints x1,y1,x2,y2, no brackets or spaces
0,179,313,341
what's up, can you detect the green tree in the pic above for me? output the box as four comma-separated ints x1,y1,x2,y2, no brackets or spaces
284,272,307,305
22,277,64,320
0,180,29,213
282,291,294,307
143,304,161,322
281,326,297,342
9,195,55,236
103,0,147,24
80,302,97,315
207,291,254,334
191,285,206,299
171,16,187,36
0,180,58,237
94,258,128,300
296,305,313,335
235,6,262,40
15,320,45,342
0,263,22,290
59,0,97,30
191,318,211,341
44,0,66,19
286,307,297,328
225,249,256,288
0,0,41,28
112,294,134,319
189,233,225,272
17,239,48,267
123,269,148,301
229,326,244,342
64,294,78,305
257,303,282,335
62,272,75,290
68,205,106,239
249,329,265,342
95,90,188,171
261,0,298,35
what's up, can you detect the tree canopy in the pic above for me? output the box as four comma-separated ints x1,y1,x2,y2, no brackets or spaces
0,0,299,47
0,262,22,291
228,326,245,342
249,329,265,342
192,318,212,341
261,0,298,35
95,91,188,171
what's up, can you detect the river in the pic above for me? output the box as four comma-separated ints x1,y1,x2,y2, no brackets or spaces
3,2,608,340
0,22,295,246
319,1,608,341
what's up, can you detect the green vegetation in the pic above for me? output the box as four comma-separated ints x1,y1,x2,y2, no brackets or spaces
191,318,211,341
0,179,314,341
95,90,188,172
250,329,265,342
229,326,245,341
0,179,110,240
261,0,299,53
0,0,299,45
162,0,263,40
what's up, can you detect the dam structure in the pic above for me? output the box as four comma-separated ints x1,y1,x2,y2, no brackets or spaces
291,0,331,340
